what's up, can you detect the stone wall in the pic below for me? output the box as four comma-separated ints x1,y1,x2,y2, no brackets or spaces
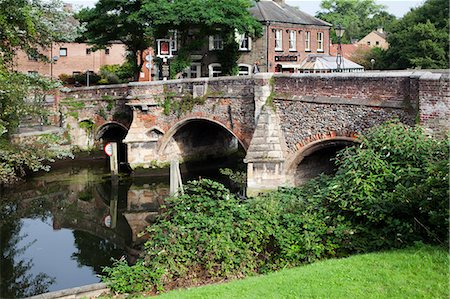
418,72,449,138
58,71,449,193
124,76,257,167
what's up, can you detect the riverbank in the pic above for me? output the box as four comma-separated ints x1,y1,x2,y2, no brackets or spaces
156,245,449,298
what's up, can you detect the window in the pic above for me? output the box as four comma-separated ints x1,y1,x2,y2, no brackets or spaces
59,47,67,57
209,34,223,50
367,41,371,46
169,30,177,52
27,71,38,76
238,33,251,51
27,48,39,61
86,48,92,55
289,30,296,51
305,31,311,51
317,32,324,52
183,63,201,79
275,29,282,51
238,64,251,76
375,41,380,46
72,71,81,76
208,63,222,77
105,48,110,55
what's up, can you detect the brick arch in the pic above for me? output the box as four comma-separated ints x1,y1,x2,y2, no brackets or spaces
286,131,359,172
95,121,129,140
157,117,248,156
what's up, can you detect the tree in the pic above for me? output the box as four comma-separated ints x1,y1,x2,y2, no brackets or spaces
384,0,449,69
0,0,74,184
316,0,395,43
0,0,77,67
78,0,262,80
76,0,152,81
145,0,262,77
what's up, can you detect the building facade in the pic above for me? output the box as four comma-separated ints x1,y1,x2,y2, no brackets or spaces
357,28,389,49
14,42,127,79
147,0,334,80
245,0,331,74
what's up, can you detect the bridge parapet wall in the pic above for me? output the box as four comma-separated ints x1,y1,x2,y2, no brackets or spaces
418,72,449,138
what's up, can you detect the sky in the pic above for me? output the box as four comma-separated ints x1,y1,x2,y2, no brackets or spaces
67,0,424,17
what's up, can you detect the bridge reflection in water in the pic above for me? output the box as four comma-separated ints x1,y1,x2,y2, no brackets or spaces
0,161,172,298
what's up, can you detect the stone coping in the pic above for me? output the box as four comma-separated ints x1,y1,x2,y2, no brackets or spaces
27,283,109,299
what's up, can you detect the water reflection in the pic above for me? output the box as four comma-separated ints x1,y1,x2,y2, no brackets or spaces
0,162,171,298
0,155,243,298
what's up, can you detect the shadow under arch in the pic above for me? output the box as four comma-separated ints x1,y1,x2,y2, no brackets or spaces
287,137,359,185
157,117,248,159
95,121,129,142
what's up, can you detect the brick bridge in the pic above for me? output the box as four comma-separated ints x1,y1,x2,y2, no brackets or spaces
59,71,449,195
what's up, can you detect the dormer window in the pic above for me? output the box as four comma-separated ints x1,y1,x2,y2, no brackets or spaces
209,35,223,50
238,33,252,51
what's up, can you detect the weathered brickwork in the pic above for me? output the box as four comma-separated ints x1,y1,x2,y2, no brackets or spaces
274,100,415,153
418,73,450,138
58,71,449,193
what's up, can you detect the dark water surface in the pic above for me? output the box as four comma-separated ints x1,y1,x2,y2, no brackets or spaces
0,156,242,298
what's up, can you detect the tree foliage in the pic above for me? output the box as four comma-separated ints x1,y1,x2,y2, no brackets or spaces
77,0,151,81
316,0,396,43
77,0,262,80
384,0,449,69
0,0,74,184
0,0,77,67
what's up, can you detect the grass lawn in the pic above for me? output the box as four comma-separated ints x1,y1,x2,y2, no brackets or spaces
155,245,448,299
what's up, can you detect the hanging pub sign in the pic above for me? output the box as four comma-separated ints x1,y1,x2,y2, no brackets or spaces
275,55,298,62
157,39,173,58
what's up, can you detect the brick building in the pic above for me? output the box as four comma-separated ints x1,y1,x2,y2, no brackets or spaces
244,0,332,74
147,0,336,80
14,42,127,79
357,28,389,49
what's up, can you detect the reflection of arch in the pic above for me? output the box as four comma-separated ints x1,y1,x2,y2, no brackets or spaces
95,121,129,141
158,117,247,156
287,137,358,172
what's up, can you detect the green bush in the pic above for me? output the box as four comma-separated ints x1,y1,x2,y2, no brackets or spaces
102,179,355,293
74,71,101,85
102,122,448,294
99,62,134,84
327,122,449,250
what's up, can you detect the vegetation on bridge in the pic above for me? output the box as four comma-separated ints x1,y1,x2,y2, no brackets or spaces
102,122,448,294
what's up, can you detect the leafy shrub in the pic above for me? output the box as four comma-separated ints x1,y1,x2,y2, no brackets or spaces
74,71,101,85
99,62,134,84
327,122,449,249
102,259,164,293
58,73,75,85
102,122,448,294
103,179,355,293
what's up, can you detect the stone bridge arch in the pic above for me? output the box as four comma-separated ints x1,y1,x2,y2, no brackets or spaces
157,117,248,162
286,135,359,185
95,121,129,141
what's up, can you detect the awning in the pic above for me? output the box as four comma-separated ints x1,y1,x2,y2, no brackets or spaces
278,64,303,69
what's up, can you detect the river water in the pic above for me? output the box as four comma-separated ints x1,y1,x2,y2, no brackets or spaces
0,156,242,298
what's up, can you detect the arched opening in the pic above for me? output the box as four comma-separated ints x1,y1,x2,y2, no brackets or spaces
161,119,247,188
96,122,129,171
294,139,357,185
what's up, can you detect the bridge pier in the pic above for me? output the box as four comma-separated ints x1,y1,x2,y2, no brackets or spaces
123,108,162,168
244,105,292,196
